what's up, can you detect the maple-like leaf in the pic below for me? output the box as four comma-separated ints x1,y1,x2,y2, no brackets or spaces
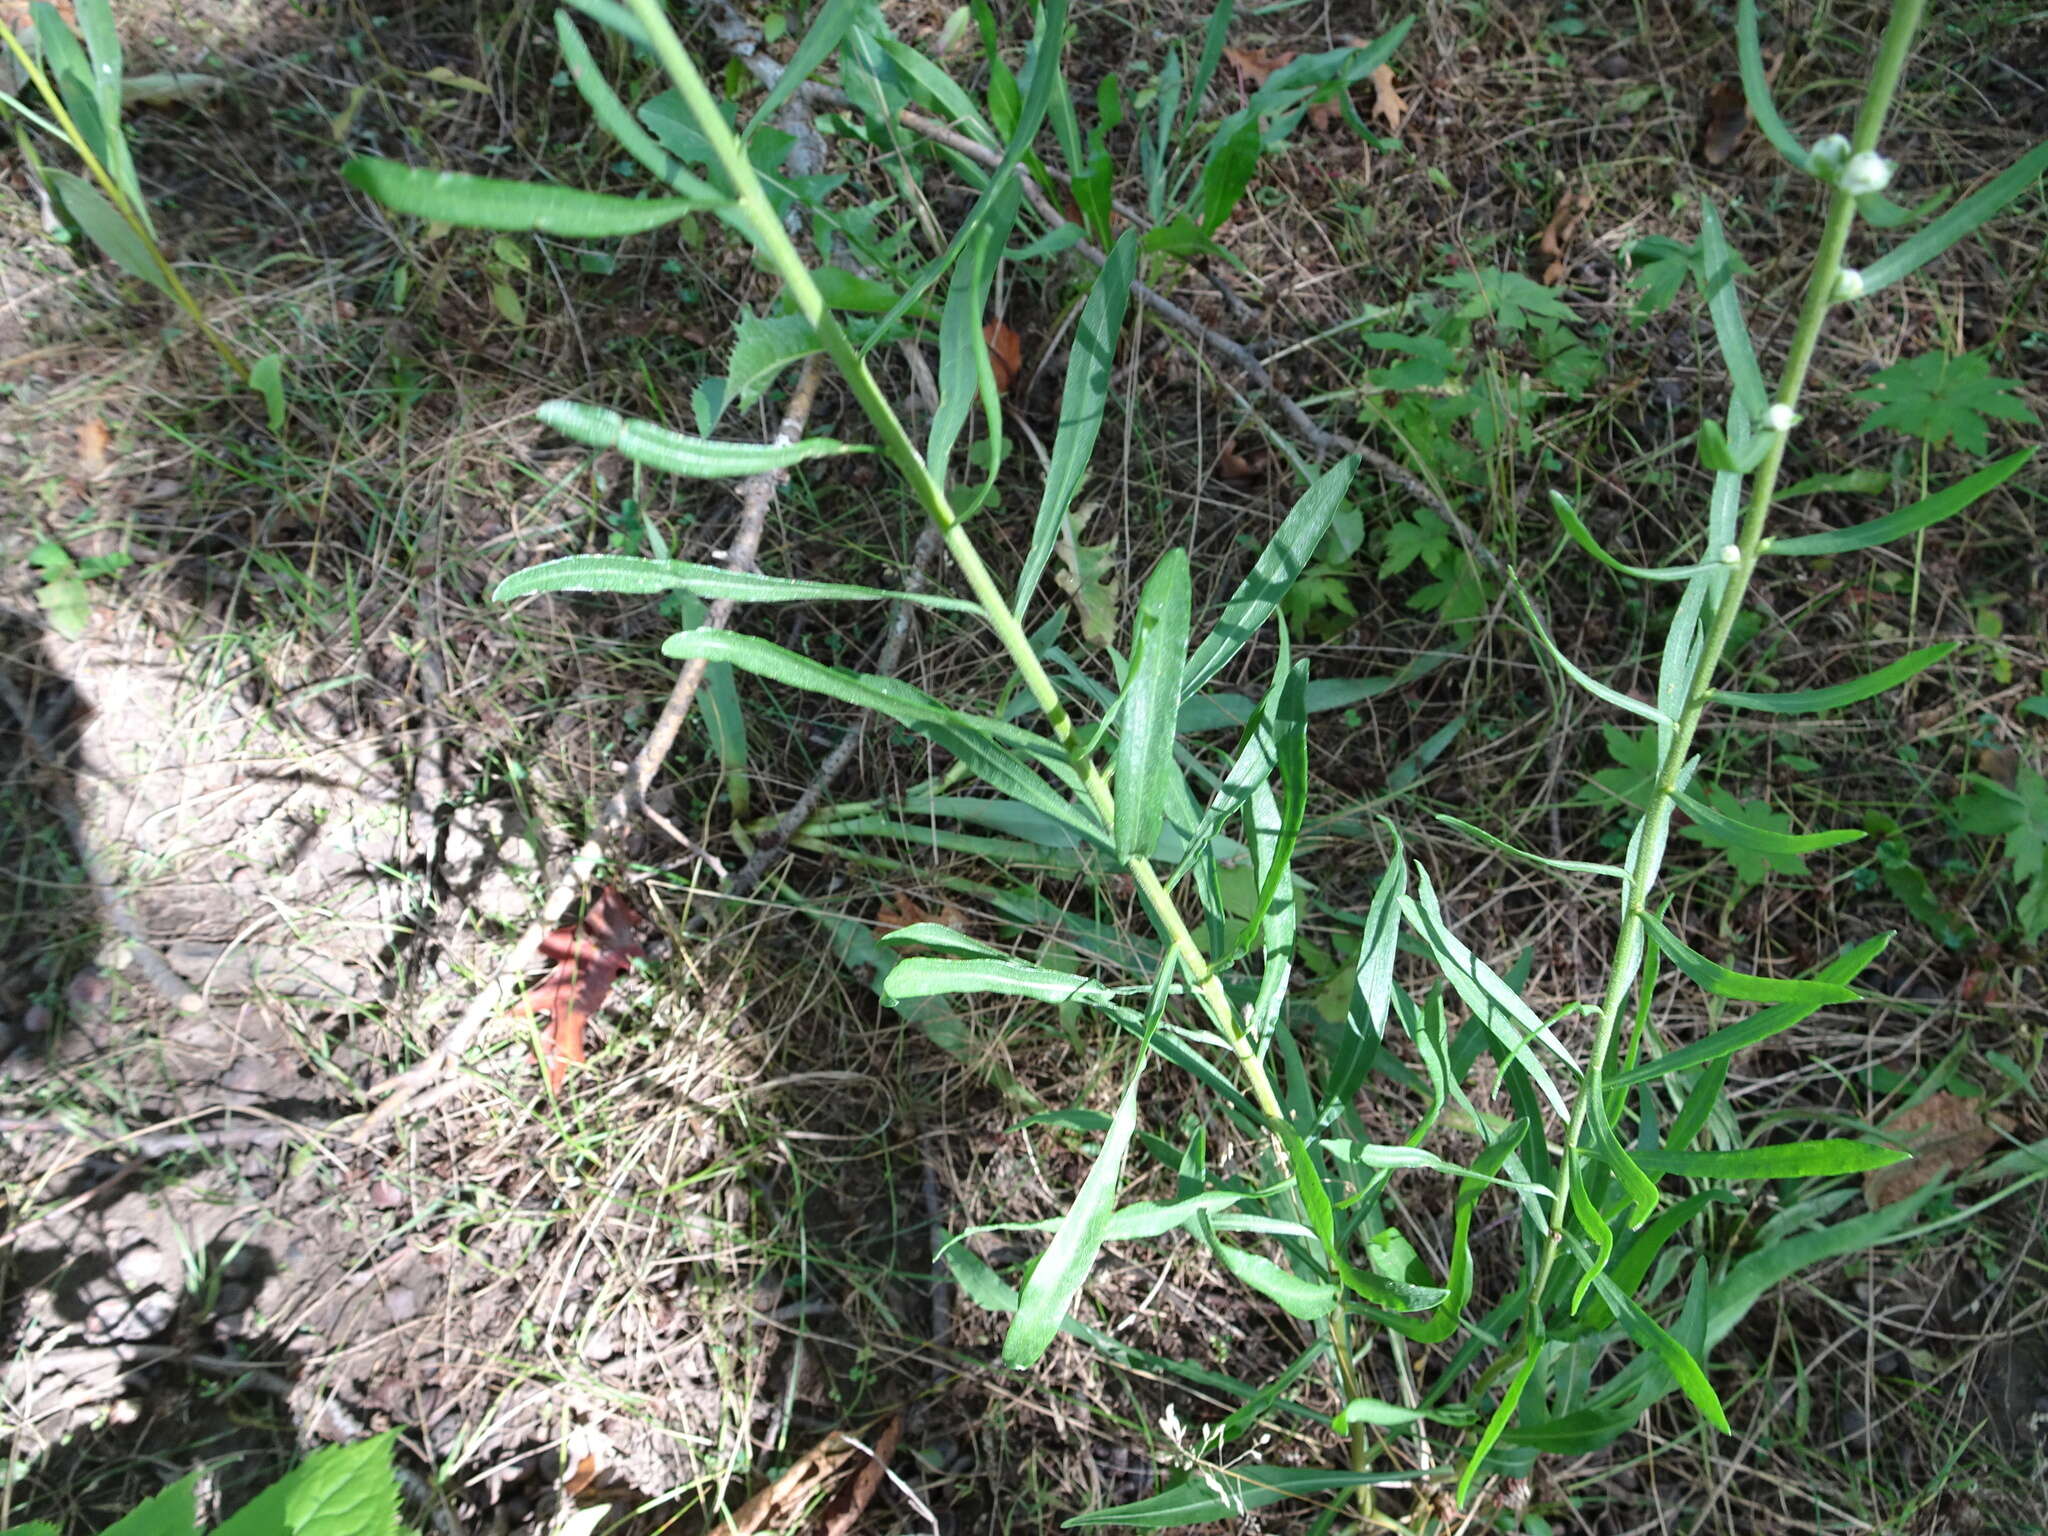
1678,786,1808,890
1853,348,2038,456
1436,267,1578,337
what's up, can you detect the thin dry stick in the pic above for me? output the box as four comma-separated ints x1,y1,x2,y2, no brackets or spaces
350,356,828,1139
701,3,1504,578
0,670,204,1016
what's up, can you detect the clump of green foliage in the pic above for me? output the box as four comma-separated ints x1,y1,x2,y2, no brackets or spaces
337,0,2043,1522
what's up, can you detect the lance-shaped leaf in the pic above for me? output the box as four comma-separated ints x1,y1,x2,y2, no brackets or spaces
1862,141,2048,296
342,159,720,233
1715,642,1956,714
536,400,862,477
1765,450,2031,556
1112,549,1191,860
882,955,1117,1007
493,553,978,613
1643,912,1860,1006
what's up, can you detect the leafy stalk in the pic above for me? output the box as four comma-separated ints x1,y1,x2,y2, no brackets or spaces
0,24,250,383
615,0,1378,1466
1524,0,1929,1334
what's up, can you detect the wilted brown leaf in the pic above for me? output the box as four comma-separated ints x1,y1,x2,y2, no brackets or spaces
1369,65,1409,134
809,1414,902,1536
77,417,111,475
1223,45,1295,91
1699,79,1749,165
1864,1091,2014,1209
983,320,1022,393
1536,189,1594,285
1054,503,1120,649
1213,438,1270,485
719,1430,860,1536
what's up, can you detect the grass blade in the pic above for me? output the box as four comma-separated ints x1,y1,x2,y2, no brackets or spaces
1113,549,1191,860
1635,1142,1907,1179
1715,641,1956,713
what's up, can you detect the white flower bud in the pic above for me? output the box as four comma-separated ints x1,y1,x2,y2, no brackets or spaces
1765,403,1798,433
1841,151,1894,196
1719,544,1742,566
1833,267,1866,302
1809,134,1853,181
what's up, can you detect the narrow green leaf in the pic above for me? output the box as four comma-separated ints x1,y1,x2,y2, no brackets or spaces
1862,141,2048,296
1458,1349,1540,1506
1401,867,1573,1116
493,553,976,612
1635,1141,1907,1179
1590,1269,1729,1431
874,922,1008,959
555,10,719,197
1765,450,2031,555
747,0,865,132
1208,1235,1338,1319
1613,934,1890,1087
725,312,822,411
1277,1125,1446,1312
1698,418,1771,474
1113,549,1191,860
1548,490,1724,582
1349,827,1406,1039
883,955,1116,1007
661,631,1111,848
1643,911,1859,1005
1698,201,1769,422
1512,579,1674,729
927,180,1019,477
1567,1146,1616,1314
1017,1190,1254,1242
536,399,861,477
1067,1466,1443,1528
1672,790,1862,854
1015,232,1137,616
1735,0,1811,172
1715,642,1956,714
342,158,721,233
1436,813,1628,879
43,170,172,296
1334,1397,1475,1432
1182,460,1355,697
1004,1053,1145,1366
72,0,122,127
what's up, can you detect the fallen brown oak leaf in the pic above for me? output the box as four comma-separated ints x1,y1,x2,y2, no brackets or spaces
809,1412,903,1536
1536,188,1594,285
715,1426,861,1536
1368,64,1409,134
501,885,644,1091
1864,1090,2014,1209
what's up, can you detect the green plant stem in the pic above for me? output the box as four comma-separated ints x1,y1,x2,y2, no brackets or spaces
619,0,1374,1472
1524,0,1926,1320
0,26,250,384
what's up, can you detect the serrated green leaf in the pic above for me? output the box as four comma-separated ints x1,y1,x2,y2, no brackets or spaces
725,312,821,410
1769,450,2028,555
1851,350,2038,456
1113,548,1190,860
342,158,718,233
100,1475,199,1536
1715,642,1956,714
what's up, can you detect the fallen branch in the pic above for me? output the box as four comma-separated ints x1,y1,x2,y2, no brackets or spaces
350,355,828,1139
